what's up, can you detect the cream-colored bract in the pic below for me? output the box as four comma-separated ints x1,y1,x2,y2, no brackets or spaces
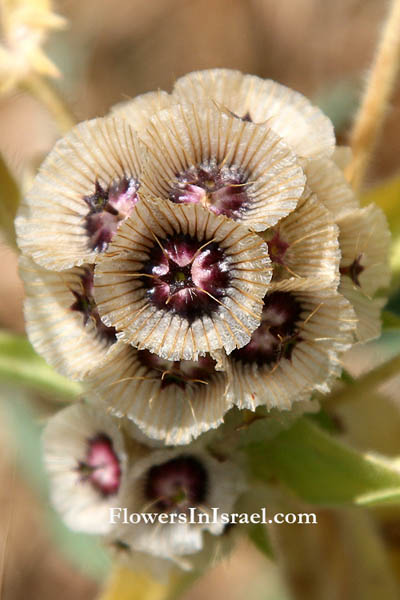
229,289,356,411
140,101,306,231
172,69,335,160
16,116,144,270
337,205,390,342
43,403,128,534
111,90,175,132
20,256,116,380
304,157,359,219
337,204,391,296
94,198,272,361
261,190,341,289
112,448,246,560
85,341,232,446
339,278,386,343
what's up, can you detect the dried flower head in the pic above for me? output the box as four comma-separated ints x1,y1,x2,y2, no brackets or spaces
20,256,117,379
141,101,305,231
85,341,231,446
43,403,128,534
16,67,392,450
229,287,356,411
16,116,143,270
94,197,272,360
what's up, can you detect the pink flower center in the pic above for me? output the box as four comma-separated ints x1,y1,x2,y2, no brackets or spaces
79,433,121,497
232,292,301,366
138,350,217,389
70,267,117,344
144,456,208,512
142,234,230,322
169,162,250,220
84,178,139,252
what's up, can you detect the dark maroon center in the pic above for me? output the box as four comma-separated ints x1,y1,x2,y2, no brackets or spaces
70,267,117,344
144,456,208,512
141,234,230,322
169,162,250,219
138,350,216,389
78,433,121,497
231,291,301,366
84,178,139,252
340,254,365,287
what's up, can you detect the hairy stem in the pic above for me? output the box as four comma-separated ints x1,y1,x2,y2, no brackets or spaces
345,0,400,192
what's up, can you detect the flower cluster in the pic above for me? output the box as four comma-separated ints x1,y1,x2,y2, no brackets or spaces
16,68,390,572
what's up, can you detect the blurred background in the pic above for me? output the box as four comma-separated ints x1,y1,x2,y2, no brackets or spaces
1,0,400,598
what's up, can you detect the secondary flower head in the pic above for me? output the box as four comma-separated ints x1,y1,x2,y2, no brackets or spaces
111,447,245,560
16,116,143,270
43,403,128,534
0,0,66,93
94,197,272,361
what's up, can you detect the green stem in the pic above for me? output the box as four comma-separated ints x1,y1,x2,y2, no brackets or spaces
327,353,400,406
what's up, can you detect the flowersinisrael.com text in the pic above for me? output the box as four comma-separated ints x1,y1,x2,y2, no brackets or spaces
109,508,317,526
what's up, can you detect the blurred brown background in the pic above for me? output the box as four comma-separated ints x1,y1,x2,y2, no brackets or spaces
1,0,399,598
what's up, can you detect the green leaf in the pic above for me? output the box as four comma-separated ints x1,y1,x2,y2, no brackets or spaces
246,418,400,506
382,309,400,330
248,522,274,559
0,330,81,400
0,152,21,247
